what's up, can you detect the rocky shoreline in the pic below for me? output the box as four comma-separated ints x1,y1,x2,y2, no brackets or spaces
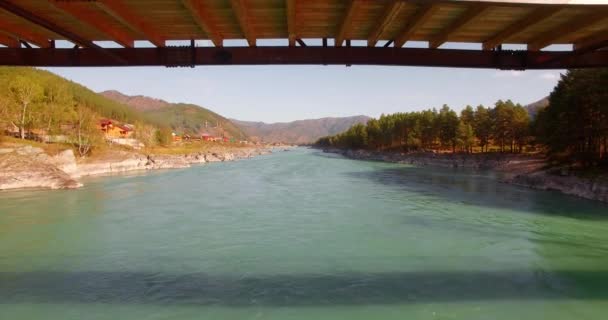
0,144,273,191
324,148,608,203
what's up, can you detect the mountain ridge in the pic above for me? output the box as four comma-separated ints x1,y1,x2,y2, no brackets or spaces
100,90,247,139
232,115,371,144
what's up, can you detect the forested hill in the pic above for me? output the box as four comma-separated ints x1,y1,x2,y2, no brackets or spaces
100,91,247,139
0,67,150,126
233,116,371,144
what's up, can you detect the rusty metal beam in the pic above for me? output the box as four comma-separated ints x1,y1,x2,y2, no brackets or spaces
96,0,165,47
0,33,19,48
1,46,607,70
429,3,489,49
574,31,608,51
483,7,562,50
368,1,405,47
230,0,256,47
51,1,135,48
527,13,608,51
287,0,296,47
182,0,223,47
0,21,51,48
394,4,439,48
335,0,360,47
0,0,96,48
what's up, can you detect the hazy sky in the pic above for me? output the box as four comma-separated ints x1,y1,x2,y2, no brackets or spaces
42,41,565,123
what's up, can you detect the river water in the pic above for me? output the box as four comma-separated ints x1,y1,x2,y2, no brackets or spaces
1,148,607,319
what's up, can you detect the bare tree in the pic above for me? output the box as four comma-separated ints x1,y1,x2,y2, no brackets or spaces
40,82,74,142
72,104,100,157
8,76,43,139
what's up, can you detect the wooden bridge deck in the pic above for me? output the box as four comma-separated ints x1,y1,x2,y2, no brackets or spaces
0,0,606,69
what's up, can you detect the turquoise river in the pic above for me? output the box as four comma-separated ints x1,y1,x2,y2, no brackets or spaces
1,148,608,319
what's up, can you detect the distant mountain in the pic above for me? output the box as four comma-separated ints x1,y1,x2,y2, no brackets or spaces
100,91,247,139
101,90,169,111
525,96,549,119
233,116,371,144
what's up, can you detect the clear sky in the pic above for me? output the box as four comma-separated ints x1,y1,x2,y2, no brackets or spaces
42,41,565,123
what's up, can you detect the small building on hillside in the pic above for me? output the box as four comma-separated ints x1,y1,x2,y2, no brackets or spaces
99,119,113,132
172,132,182,142
116,124,133,138
201,133,213,141
99,119,134,138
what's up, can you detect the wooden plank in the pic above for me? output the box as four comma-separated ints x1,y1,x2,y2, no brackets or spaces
182,0,223,47
394,3,440,48
429,3,489,49
0,20,50,48
230,0,256,47
482,7,562,50
368,1,405,47
51,2,135,48
528,13,608,51
335,0,360,47
96,0,165,47
0,33,19,48
287,0,296,47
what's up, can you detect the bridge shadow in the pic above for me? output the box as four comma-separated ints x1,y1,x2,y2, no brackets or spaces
1,269,608,306
344,166,608,220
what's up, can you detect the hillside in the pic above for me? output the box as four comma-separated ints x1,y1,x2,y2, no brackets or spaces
100,91,246,139
0,67,151,126
233,116,371,144
525,96,549,119
101,90,169,111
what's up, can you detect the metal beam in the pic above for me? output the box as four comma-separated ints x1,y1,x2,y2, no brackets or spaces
0,21,51,48
335,0,360,47
182,0,223,47
51,1,135,48
482,7,561,50
429,3,489,49
394,4,439,48
368,1,405,47
0,33,19,48
527,13,608,51
574,31,608,51
96,0,165,47
0,0,127,64
1,46,607,70
230,0,256,47
287,0,296,47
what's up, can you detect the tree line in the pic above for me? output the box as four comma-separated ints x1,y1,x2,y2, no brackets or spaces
535,68,607,166
318,69,607,167
317,100,530,154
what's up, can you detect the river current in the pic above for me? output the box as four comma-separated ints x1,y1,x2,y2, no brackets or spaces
1,148,607,319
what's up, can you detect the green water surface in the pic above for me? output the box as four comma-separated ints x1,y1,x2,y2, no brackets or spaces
1,148,607,319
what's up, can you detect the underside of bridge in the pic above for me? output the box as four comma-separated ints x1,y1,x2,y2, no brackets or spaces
0,0,606,69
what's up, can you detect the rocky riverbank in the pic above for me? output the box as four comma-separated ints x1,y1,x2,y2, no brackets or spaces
0,144,273,191
324,148,608,203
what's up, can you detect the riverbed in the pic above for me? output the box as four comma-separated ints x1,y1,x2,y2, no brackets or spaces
1,148,607,319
